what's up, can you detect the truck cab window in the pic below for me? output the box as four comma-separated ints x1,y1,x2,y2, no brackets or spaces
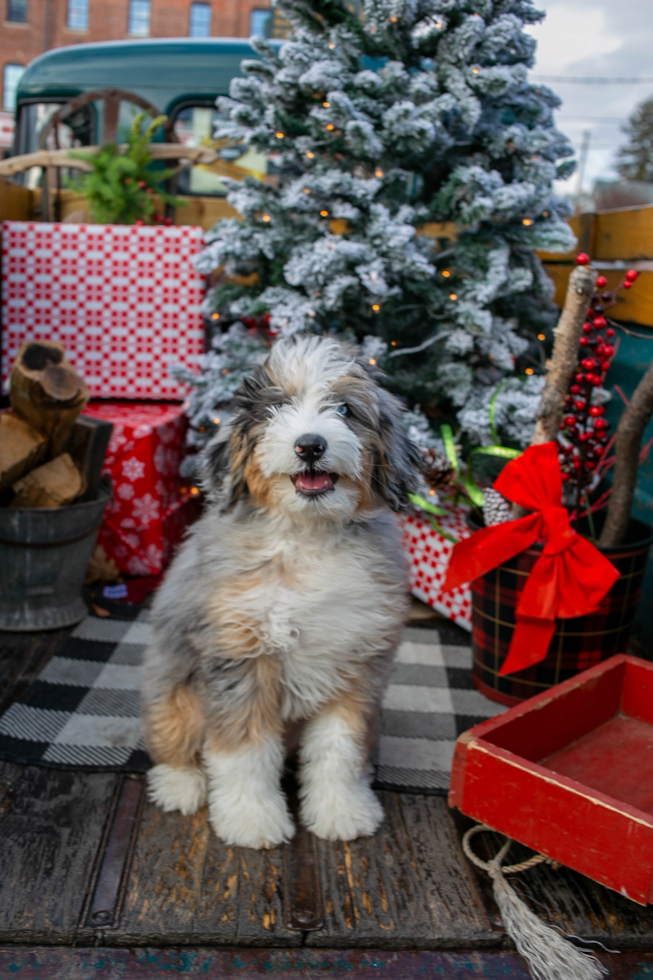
15,101,94,187
171,104,268,196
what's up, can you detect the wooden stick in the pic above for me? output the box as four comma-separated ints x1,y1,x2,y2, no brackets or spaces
0,144,222,178
598,360,653,547
531,264,599,446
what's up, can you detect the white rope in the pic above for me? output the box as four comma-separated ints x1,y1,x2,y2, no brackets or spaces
462,825,609,980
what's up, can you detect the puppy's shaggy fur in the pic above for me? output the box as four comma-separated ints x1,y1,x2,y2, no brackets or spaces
142,336,422,849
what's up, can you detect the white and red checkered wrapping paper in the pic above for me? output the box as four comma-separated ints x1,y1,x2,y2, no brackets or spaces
1,221,205,400
402,504,472,630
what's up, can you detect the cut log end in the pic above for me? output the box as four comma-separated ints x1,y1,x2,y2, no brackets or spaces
10,341,90,456
21,342,64,372
0,412,47,495
11,452,85,508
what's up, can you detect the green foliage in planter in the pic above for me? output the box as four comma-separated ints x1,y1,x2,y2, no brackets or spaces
66,113,179,225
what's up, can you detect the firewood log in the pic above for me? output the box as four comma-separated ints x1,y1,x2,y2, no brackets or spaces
11,453,85,508
10,341,89,457
0,412,47,495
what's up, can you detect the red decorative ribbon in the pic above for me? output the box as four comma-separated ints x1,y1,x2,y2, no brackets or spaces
443,442,620,675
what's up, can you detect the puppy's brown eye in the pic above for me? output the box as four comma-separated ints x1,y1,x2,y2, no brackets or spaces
337,404,350,417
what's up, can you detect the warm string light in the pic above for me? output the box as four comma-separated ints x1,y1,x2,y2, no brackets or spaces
522,218,533,226
537,333,545,341
262,214,271,222
320,209,329,216
449,293,457,301
442,270,451,278
369,357,377,364
374,168,384,177
304,187,311,194
372,304,380,312
306,151,314,159
211,312,220,320
525,367,534,375
213,417,220,424
323,101,330,107
326,123,335,131
328,42,335,48
391,340,397,346
275,131,284,138
190,486,200,496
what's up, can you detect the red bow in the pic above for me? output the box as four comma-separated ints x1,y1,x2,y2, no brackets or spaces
443,442,620,675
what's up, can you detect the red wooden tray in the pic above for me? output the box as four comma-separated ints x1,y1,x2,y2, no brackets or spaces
449,654,653,905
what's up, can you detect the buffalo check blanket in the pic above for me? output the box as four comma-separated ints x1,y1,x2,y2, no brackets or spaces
0,614,505,793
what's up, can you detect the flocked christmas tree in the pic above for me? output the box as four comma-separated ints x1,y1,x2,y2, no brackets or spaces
174,0,576,456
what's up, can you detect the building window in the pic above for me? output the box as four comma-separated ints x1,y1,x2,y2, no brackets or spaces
7,0,28,22
128,0,150,35
67,0,88,29
3,64,24,112
249,8,270,36
189,2,211,37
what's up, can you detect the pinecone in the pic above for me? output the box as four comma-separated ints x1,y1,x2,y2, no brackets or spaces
421,447,457,492
482,487,512,527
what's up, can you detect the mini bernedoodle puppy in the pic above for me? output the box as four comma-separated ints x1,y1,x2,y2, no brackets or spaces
142,335,423,849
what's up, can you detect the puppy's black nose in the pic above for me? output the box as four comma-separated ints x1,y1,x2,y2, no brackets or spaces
294,434,327,466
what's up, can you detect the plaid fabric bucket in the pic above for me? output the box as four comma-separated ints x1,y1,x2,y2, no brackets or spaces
471,516,653,706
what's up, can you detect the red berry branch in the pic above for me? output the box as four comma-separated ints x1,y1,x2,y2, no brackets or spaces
556,258,639,503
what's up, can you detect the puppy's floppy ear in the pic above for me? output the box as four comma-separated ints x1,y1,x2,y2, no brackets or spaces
201,425,247,511
200,362,287,512
373,387,424,512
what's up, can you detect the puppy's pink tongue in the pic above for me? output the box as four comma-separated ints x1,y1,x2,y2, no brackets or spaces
295,472,333,492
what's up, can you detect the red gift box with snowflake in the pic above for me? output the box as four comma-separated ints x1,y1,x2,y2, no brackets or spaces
1,221,204,400
83,401,196,576
401,503,472,630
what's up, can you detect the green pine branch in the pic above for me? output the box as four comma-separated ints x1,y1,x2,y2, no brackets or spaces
67,113,180,225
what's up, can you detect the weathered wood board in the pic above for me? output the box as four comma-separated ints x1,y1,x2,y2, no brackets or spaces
0,762,118,943
543,263,653,327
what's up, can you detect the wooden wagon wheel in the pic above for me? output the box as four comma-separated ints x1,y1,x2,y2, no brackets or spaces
38,88,178,222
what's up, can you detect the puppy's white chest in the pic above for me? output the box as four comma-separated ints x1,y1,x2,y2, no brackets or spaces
239,535,403,716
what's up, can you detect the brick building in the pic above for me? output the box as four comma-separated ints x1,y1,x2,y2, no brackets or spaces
1,0,271,116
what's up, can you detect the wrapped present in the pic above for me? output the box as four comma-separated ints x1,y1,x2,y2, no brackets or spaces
443,443,621,676
402,503,472,630
83,402,197,576
1,221,204,400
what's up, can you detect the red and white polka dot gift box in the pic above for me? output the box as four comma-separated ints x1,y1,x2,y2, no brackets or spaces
1,221,204,400
402,503,472,630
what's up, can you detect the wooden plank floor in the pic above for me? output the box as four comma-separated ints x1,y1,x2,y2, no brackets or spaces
2,615,653,951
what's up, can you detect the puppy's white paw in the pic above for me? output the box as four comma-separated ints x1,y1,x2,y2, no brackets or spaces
301,781,384,841
147,763,208,816
208,790,295,849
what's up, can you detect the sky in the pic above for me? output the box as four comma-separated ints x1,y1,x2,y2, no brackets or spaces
525,0,653,195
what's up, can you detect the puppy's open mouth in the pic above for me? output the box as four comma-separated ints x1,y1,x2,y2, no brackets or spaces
291,470,339,497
